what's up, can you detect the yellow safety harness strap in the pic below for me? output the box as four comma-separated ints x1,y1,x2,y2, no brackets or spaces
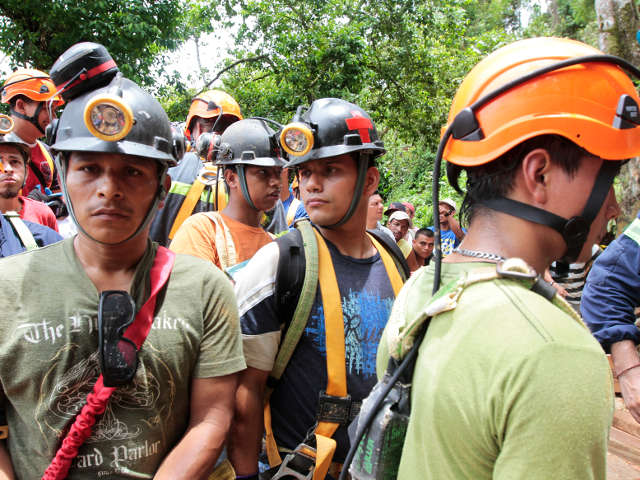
168,178,206,240
168,163,225,241
367,233,403,296
286,198,302,226
202,211,237,270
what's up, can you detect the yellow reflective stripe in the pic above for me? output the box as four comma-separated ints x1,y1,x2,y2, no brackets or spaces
168,180,206,240
169,180,223,204
624,218,640,245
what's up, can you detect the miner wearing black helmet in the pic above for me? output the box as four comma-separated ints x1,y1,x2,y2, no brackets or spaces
229,98,408,480
0,42,244,479
170,118,286,272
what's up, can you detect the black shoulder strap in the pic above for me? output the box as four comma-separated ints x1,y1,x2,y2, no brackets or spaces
275,227,306,328
367,228,410,280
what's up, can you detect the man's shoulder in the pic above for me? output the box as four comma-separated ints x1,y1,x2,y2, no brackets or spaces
0,237,69,275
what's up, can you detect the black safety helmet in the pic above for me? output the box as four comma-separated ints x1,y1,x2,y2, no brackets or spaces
49,42,179,245
216,118,287,210
281,98,385,228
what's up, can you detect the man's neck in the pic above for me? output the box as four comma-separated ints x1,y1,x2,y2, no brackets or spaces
221,198,263,228
444,211,564,274
12,125,39,146
365,218,378,230
0,195,21,213
73,234,149,292
316,215,376,259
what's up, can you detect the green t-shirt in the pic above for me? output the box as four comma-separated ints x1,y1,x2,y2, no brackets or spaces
0,238,245,479
377,261,614,480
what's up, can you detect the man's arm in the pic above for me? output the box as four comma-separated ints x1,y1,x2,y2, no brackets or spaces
447,213,465,241
0,442,15,480
228,367,270,477
154,373,239,480
581,230,640,421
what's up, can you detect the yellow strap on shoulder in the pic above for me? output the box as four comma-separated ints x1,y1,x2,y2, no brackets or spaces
169,163,225,241
367,233,403,295
203,211,237,269
36,140,55,188
312,228,347,480
286,198,301,226
0,425,7,440
169,178,206,240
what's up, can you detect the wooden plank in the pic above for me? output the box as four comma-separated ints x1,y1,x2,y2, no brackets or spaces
613,397,640,438
609,427,640,466
607,452,640,479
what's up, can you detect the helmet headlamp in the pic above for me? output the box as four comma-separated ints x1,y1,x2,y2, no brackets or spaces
83,94,134,141
280,122,314,157
0,114,14,135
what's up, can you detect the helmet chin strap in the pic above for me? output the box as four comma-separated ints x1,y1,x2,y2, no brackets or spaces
479,160,619,273
236,165,259,211
56,154,169,246
11,103,46,135
319,155,369,229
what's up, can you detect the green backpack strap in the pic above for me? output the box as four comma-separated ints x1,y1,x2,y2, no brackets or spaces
267,219,319,394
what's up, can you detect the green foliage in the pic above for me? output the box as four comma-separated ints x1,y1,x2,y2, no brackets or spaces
0,0,195,86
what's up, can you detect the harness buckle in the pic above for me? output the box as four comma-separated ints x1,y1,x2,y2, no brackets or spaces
495,258,537,281
269,443,316,480
317,391,361,425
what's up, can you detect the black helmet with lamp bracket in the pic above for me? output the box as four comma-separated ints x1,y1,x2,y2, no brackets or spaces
48,41,182,245
216,118,288,210
280,98,385,228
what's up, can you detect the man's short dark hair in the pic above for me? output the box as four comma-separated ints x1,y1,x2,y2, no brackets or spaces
447,135,593,225
415,228,434,239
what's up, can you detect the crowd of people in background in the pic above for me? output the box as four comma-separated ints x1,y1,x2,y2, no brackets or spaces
0,34,639,480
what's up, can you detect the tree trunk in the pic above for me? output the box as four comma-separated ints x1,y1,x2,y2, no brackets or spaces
595,0,640,228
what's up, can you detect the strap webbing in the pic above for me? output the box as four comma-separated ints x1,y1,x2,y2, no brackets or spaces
286,198,302,226
264,226,404,476
168,178,206,241
5,212,38,251
42,247,175,480
202,211,237,269
265,220,318,466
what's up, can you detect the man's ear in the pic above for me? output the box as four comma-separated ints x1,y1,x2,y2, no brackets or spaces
224,168,238,189
363,166,380,198
13,97,27,114
520,148,552,205
158,173,172,207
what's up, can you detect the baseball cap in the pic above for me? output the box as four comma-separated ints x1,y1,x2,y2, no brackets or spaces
389,210,411,224
440,198,457,211
384,201,408,216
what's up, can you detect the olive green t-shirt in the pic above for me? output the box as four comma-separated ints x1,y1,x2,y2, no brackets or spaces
377,262,614,480
0,238,245,479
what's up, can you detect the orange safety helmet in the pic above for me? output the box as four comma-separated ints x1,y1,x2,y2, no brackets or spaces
1,68,64,107
184,90,242,140
443,37,640,167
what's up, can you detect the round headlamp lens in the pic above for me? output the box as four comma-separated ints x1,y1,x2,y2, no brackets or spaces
84,95,134,142
91,103,125,135
280,123,314,156
0,114,14,135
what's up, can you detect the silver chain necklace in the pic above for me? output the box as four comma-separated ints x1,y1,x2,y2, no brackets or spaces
453,247,506,263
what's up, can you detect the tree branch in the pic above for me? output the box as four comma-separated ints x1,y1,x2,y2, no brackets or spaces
201,54,269,90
